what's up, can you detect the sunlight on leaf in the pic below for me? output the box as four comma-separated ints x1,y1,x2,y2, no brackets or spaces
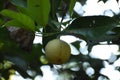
27,0,50,27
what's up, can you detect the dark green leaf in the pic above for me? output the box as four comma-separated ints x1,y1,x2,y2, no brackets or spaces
77,0,86,5
113,14,120,21
0,0,4,11
98,0,108,3
0,27,15,52
30,44,43,61
69,54,89,62
42,23,59,49
0,27,11,41
12,65,31,78
0,9,36,31
67,16,116,29
50,0,61,20
64,16,117,41
26,44,43,76
4,55,28,71
111,27,120,45
112,27,120,35
27,0,50,27
71,41,81,50
72,10,81,18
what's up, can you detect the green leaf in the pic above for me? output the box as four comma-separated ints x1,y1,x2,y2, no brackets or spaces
64,16,117,41
0,9,36,31
5,20,25,28
27,0,50,27
69,0,76,17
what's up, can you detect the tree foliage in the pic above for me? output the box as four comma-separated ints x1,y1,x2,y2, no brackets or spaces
0,0,120,80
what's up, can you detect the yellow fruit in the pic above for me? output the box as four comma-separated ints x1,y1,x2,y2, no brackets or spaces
45,39,71,64
40,55,48,64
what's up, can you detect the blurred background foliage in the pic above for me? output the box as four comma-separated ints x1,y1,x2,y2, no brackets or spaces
0,0,120,80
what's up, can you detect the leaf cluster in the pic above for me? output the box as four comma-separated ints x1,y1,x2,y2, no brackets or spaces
0,0,120,80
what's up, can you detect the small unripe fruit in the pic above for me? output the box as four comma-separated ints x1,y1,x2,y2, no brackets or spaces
45,39,71,64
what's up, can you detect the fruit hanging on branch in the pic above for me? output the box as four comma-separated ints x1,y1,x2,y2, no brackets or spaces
45,39,71,64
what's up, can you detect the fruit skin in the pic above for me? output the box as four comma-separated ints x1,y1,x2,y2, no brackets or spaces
45,39,71,64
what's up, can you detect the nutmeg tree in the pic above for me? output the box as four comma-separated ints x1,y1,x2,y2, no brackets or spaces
0,0,120,80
